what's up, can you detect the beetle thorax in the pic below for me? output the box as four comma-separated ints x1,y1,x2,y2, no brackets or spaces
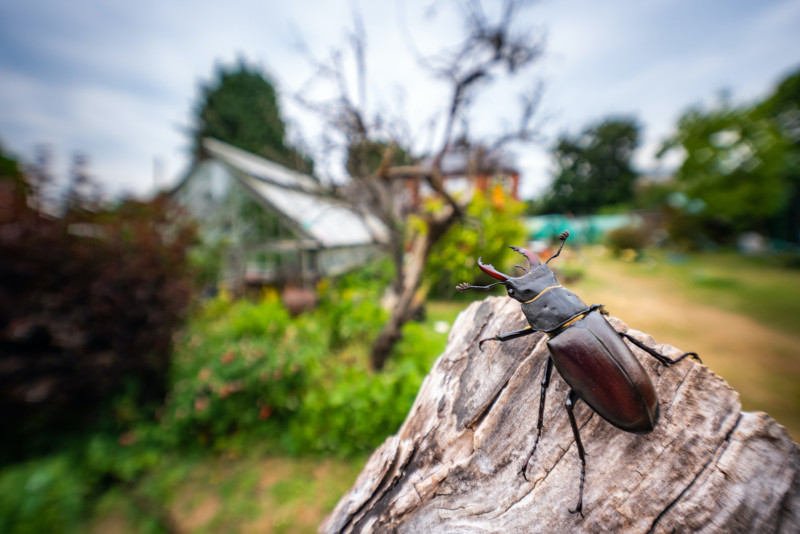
505,265,561,303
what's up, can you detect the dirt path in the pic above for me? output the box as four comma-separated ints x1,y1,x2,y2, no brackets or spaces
571,258,800,442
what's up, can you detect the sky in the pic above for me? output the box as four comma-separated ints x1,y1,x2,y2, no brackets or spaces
0,0,799,200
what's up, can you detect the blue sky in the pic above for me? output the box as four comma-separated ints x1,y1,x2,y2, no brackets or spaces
0,0,798,199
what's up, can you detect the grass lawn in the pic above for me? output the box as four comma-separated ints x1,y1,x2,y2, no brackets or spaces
87,452,367,534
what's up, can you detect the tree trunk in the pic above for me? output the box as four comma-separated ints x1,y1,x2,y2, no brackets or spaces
369,231,431,370
323,297,800,533
369,214,455,370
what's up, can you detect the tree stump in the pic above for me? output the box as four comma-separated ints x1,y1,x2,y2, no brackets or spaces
321,297,800,533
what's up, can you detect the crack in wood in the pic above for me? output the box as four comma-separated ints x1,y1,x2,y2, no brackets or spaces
339,441,418,534
645,412,743,534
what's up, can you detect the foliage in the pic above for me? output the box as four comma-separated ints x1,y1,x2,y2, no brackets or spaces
191,60,313,173
293,320,440,456
659,105,787,236
658,68,800,245
0,257,439,532
540,117,641,215
605,225,652,255
152,258,438,456
425,189,527,298
160,296,321,451
0,154,196,463
0,453,92,534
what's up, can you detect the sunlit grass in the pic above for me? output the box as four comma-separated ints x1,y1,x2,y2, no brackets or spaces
592,250,800,336
87,451,366,534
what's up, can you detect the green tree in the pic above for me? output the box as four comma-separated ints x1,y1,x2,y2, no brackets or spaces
541,117,640,214
757,68,800,242
191,60,313,173
659,68,800,242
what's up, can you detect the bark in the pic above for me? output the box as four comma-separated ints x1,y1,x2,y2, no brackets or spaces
369,210,457,370
322,297,800,533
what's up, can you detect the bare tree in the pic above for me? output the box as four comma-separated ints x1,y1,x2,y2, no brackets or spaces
297,0,544,369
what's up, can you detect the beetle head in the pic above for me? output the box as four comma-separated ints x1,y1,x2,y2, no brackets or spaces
505,265,558,303
478,248,558,303
459,232,569,298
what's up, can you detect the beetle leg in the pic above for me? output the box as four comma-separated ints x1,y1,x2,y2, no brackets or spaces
588,303,608,316
520,357,554,480
565,389,586,518
618,331,702,365
478,325,537,351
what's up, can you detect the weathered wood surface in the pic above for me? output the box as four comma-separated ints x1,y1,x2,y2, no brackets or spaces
321,297,800,533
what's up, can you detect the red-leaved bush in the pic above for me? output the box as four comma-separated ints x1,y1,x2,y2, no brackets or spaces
0,158,196,454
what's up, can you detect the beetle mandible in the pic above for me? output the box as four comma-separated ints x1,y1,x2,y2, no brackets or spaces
456,230,700,517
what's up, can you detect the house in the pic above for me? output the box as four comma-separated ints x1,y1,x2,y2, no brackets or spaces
171,138,387,290
406,145,520,209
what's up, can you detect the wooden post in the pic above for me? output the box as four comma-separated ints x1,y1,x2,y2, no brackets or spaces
321,297,800,533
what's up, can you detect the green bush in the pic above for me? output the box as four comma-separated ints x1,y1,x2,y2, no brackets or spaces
0,260,445,531
0,454,92,534
316,262,390,349
425,190,527,298
291,321,438,456
605,224,651,255
152,259,438,456
160,296,322,450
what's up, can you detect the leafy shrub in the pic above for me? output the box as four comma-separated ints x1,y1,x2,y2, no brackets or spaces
155,259,437,456
425,190,527,298
159,296,322,450
290,321,437,456
0,259,444,531
316,262,391,348
0,454,92,534
605,224,651,255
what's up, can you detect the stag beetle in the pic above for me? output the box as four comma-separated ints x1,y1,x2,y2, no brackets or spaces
456,230,699,517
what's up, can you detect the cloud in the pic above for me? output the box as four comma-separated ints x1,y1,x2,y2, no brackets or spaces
0,0,798,199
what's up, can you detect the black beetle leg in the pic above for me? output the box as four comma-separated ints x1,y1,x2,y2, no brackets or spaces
478,325,537,351
520,357,554,480
565,389,586,518
618,331,702,365
588,303,608,316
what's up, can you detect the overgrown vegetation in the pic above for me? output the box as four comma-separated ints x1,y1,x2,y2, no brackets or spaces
0,255,458,533
156,261,441,457
425,189,527,298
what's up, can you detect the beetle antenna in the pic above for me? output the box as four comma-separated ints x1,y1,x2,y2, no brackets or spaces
545,230,570,265
456,281,505,292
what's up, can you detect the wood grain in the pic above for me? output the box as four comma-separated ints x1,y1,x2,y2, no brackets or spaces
321,297,800,533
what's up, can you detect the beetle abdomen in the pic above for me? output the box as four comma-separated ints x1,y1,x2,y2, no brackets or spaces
547,311,659,433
